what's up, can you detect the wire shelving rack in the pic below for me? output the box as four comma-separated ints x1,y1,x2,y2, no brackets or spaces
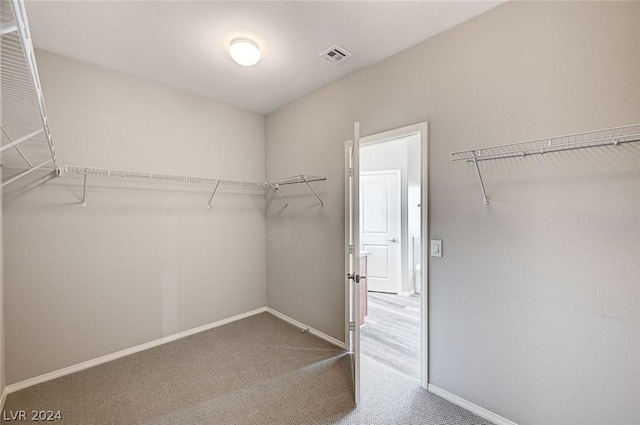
451,123,640,205
1,0,58,188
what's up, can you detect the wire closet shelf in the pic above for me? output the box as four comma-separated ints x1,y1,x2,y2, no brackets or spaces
1,0,58,188
451,123,640,205
59,165,327,208
1,0,327,206
60,165,265,189
452,123,640,162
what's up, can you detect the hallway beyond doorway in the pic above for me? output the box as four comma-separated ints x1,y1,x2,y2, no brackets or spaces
361,292,420,379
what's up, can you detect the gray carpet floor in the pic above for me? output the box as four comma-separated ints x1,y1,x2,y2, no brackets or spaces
2,312,491,424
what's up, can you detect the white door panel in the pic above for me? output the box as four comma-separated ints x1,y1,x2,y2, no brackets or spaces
345,123,361,404
362,244,390,279
360,170,401,294
362,181,390,233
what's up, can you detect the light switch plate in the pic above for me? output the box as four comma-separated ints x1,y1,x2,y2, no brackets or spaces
430,240,442,257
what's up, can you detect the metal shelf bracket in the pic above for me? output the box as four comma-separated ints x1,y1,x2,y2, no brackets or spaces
471,152,489,205
267,182,289,208
81,172,87,208
207,180,220,209
0,21,17,35
301,174,324,205
264,174,326,207
0,160,52,188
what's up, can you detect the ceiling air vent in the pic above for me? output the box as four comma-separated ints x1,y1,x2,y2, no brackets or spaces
320,45,351,64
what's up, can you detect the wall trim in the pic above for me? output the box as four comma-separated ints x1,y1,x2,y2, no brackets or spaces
266,307,346,350
427,384,518,425
5,307,267,394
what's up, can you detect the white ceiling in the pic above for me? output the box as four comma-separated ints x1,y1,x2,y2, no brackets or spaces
25,1,502,115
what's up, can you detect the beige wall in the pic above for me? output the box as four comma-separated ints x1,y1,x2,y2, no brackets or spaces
2,50,267,384
266,2,640,424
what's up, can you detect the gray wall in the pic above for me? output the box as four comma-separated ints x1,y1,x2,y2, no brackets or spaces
3,51,267,384
266,2,640,425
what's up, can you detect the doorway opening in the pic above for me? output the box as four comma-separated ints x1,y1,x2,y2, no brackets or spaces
359,130,422,381
345,121,428,402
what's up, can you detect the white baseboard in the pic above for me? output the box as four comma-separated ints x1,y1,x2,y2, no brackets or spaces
266,307,346,350
399,289,416,297
6,307,267,394
427,384,518,425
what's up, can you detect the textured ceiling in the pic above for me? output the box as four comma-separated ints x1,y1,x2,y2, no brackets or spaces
25,1,502,115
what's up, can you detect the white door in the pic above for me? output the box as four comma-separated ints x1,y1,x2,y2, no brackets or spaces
360,170,401,294
345,122,361,404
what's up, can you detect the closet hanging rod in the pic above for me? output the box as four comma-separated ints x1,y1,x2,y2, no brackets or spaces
451,123,640,205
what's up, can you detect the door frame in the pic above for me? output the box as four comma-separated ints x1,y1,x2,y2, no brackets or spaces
345,120,429,389
360,169,402,295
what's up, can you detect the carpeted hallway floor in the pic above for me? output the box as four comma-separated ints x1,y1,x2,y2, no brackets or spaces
2,313,491,424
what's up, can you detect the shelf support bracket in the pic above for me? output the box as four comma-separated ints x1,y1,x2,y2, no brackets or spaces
267,182,288,208
0,159,51,188
471,152,489,205
0,21,17,36
1,127,32,167
207,180,220,209
81,172,88,208
0,128,44,153
301,174,323,205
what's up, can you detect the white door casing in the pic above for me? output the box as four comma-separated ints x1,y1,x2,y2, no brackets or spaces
360,170,401,294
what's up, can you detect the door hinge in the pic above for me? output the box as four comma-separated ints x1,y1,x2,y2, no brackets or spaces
348,167,354,177
349,321,356,331
349,244,355,254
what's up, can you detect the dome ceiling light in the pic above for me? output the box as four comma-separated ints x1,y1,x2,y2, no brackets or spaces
229,38,261,67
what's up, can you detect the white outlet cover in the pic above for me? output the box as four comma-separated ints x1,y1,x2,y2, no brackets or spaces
430,240,442,257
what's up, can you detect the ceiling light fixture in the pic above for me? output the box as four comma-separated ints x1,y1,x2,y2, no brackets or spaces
229,38,261,67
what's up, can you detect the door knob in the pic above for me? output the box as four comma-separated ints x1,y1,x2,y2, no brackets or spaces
347,273,364,283
388,238,398,243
